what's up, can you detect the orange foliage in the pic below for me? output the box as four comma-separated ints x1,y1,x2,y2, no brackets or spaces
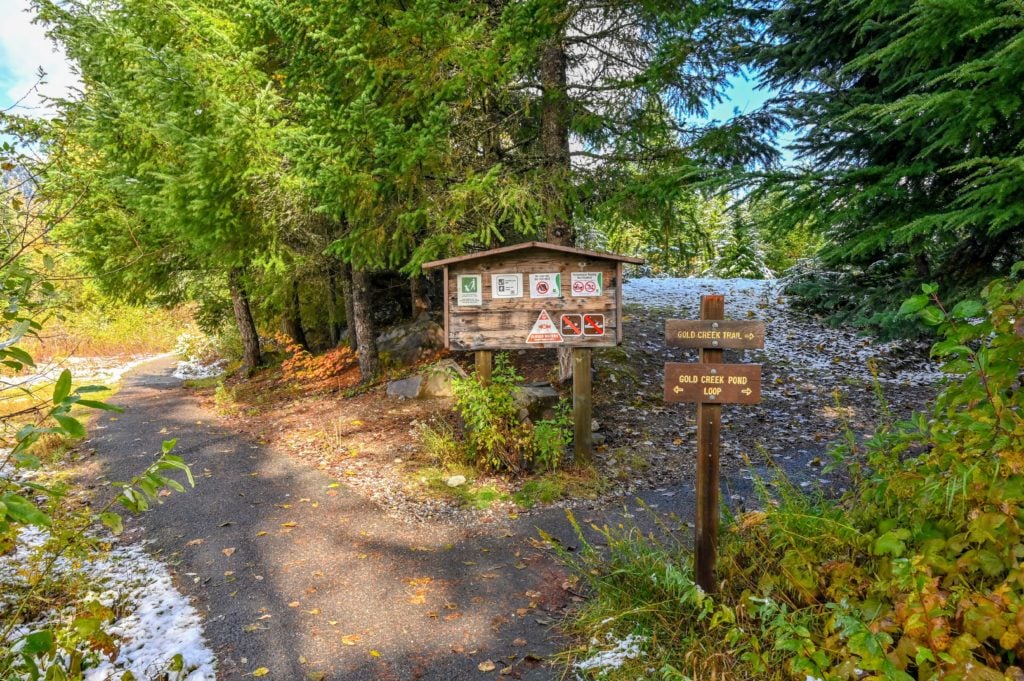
278,334,360,391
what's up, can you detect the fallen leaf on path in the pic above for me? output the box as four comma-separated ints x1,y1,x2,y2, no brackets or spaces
288,601,300,608
252,668,269,677
281,521,297,528
219,521,234,527
512,638,527,646
306,608,321,615
341,634,360,646
369,650,381,658
186,539,204,547
478,660,496,672
256,531,268,537
222,547,236,557
258,614,272,620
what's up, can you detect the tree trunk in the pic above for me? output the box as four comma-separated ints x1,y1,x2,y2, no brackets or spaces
351,269,378,380
410,275,430,320
540,24,572,248
326,265,342,347
540,22,574,382
282,279,308,349
228,267,262,373
340,262,358,351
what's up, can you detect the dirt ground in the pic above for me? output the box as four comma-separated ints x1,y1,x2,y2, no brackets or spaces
191,278,942,527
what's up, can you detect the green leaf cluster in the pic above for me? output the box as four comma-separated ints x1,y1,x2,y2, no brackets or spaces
759,0,1024,333
559,265,1024,679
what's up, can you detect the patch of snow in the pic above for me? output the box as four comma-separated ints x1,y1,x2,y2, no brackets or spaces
623,277,944,386
2,353,175,390
574,633,647,676
172,358,226,381
0,528,216,680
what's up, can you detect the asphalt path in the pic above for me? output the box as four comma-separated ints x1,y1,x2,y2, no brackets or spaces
85,357,802,680
86,357,601,681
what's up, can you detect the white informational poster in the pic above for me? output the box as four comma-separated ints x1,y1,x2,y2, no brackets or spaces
529,273,561,299
570,272,603,297
457,274,482,306
491,273,523,298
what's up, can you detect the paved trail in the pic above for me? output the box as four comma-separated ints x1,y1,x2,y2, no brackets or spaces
88,358,604,681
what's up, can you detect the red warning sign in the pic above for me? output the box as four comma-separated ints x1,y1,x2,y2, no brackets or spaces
560,314,582,336
583,314,605,336
526,309,564,344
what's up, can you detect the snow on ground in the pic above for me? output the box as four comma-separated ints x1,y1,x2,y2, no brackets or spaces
1,353,175,391
623,277,944,386
0,528,216,680
574,633,647,677
172,357,226,381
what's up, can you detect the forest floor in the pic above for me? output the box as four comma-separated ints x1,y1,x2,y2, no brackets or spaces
76,277,946,680
198,277,942,527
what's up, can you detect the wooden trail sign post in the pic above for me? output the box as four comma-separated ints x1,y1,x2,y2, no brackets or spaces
424,242,643,462
664,296,764,592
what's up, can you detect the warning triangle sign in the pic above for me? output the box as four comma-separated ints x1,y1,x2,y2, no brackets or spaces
526,309,563,344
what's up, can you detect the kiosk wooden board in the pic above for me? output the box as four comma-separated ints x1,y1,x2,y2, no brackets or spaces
424,242,644,465
423,242,643,351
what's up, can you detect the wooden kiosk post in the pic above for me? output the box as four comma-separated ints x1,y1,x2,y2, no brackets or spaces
664,295,765,592
423,242,642,462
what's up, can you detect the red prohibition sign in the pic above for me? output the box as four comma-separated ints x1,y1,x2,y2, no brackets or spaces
572,280,585,293
583,314,605,335
584,281,597,292
536,281,549,294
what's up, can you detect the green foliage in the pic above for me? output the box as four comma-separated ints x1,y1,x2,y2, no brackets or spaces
0,139,195,679
758,0,1024,333
703,209,773,280
449,354,571,475
560,266,1024,679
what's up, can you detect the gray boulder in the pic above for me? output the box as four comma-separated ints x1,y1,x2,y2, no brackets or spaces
386,376,423,399
514,383,561,421
377,317,446,366
386,359,467,400
420,359,467,398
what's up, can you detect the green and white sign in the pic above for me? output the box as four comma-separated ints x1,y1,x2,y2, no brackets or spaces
571,271,603,297
457,274,482,306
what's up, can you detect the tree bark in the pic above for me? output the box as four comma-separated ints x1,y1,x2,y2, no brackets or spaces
540,24,572,248
282,279,308,349
410,275,430,320
340,262,358,351
228,267,262,373
351,269,378,380
540,21,575,382
326,264,343,346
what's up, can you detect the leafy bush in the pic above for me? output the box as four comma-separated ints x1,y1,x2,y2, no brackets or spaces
449,354,571,475
560,266,1024,680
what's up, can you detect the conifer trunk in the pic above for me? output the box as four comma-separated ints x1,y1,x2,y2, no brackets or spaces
540,18,574,382
228,267,262,373
282,279,308,349
326,264,343,346
351,269,378,380
340,262,358,351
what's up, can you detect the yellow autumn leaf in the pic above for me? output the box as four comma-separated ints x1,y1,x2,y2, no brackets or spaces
253,668,269,677
369,650,381,658
341,634,360,646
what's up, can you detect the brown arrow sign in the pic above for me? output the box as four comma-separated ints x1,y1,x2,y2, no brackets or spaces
665,320,765,350
663,363,762,404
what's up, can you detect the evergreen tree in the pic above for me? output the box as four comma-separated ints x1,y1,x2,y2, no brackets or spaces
756,0,1024,331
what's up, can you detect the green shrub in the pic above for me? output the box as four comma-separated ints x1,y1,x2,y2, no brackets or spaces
559,265,1024,680
449,353,571,475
